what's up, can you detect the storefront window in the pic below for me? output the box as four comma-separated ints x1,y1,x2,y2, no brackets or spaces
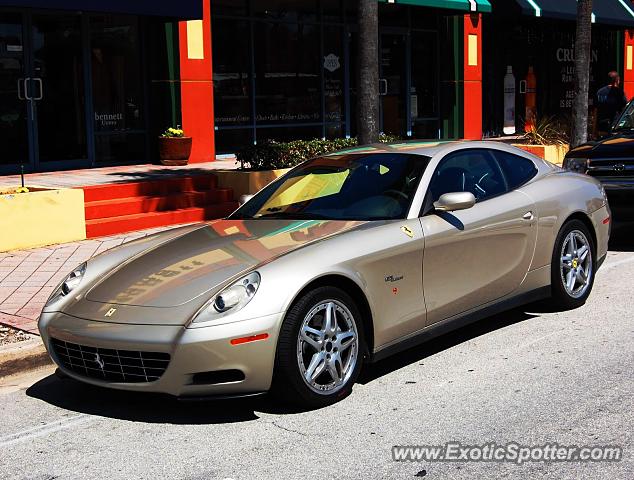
213,19,251,126
253,0,319,23
212,0,248,16
215,127,254,153
90,14,146,162
147,20,181,138
324,25,345,125
32,14,86,162
322,0,343,23
256,125,323,143
95,133,146,163
0,14,28,166
254,21,321,125
411,30,439,138
212,1,447,152
483,15,621,138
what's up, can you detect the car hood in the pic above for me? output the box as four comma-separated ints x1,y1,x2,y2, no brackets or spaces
84,219,366,308
566,132,634,159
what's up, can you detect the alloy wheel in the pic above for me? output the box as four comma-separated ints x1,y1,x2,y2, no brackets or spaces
560,229,593,299
296,300,359,395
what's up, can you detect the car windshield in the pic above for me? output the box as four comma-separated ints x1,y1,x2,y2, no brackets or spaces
230,152,430,221
613,100,634,130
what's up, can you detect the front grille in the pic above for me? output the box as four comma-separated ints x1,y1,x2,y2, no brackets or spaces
587,159,634,178
51,338,170,383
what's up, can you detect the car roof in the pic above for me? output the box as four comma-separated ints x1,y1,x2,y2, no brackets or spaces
331,140,547,159
328,140,461,158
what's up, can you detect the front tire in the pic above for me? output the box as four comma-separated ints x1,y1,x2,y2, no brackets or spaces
273,286,365,408
550,219,596,309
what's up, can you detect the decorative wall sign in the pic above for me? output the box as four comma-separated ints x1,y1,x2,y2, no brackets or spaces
324,53,340,73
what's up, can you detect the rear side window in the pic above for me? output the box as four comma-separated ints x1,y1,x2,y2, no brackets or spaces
493,151,538,190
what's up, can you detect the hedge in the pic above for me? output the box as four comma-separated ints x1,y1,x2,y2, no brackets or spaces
236,134,401,171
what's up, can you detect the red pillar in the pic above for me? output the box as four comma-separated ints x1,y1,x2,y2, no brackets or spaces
624,30,634,101
179,1,215,163
463,13,483,140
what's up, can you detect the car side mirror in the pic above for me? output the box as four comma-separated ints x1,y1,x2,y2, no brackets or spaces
433,192,476,212
239,194,254,206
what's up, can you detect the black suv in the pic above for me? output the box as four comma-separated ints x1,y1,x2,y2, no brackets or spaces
564,100,634,218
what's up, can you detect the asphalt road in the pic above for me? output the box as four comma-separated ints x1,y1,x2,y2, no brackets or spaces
1,229,633,480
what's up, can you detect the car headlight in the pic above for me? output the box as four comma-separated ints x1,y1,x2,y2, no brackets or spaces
563,157,588,173
46,262,87,306
193,272,261,323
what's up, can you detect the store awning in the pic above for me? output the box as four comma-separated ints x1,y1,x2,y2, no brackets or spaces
516,0,634,27
380,0,492,14
0,0,202,19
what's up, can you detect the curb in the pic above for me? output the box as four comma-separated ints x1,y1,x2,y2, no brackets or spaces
0,338,53,379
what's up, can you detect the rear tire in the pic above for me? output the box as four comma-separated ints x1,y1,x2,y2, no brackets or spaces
550,219,596,309
272,286,365,408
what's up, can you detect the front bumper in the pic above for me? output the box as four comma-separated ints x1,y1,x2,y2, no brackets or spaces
38,311,283,397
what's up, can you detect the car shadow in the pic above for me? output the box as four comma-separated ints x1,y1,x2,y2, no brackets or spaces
358,305,538,385
27,304,544,423
26,375,264,424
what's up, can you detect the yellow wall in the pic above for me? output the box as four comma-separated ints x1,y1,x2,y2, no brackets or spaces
512,144,569,166
0,188,86,252
214,169,291,198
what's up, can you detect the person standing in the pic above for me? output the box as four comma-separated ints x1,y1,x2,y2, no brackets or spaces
596,71,628,133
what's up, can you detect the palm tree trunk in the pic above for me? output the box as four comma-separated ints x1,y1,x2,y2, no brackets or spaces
357,0,380,145
571,0,593,147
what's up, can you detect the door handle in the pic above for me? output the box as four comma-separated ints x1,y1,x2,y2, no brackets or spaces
17,78,26,100
379,78,388,96
23,77,32,100
522,211,534,221
32,77,43,100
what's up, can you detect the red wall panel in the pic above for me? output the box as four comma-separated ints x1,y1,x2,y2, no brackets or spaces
463,13,483,140
179,0,215,162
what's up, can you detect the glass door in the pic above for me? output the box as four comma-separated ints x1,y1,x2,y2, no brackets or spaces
379,33,407,137
30,13,88,166
0,12,30,168
411,30,440,139
1,10,151,173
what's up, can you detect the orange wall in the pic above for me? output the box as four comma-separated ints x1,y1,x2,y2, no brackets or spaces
179,1,215,162
625,29,634,101
463,13,483,140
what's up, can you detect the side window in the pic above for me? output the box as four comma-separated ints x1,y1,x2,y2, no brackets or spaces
493,151,539,190
429,149,508,203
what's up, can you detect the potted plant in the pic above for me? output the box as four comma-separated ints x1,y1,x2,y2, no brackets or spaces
158,126,192,166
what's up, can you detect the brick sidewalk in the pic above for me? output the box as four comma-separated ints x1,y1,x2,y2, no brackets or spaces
0,224,192,334
0,159,237,189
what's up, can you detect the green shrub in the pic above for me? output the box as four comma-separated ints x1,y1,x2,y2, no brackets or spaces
236,134,401,171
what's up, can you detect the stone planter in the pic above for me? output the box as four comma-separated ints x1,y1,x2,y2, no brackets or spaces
0,187,86,252
214,168,291,198
159,136,192,166
512,144,569,166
